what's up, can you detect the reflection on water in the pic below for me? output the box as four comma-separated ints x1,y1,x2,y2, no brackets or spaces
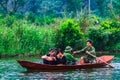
0,56,120,80
17,68,115,80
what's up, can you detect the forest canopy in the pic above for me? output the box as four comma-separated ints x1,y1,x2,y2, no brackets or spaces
0,0,119,19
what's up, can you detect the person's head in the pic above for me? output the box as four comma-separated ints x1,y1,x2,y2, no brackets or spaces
56,49,64,58
64,46,73,53
49,48,55,56
86,39,92,47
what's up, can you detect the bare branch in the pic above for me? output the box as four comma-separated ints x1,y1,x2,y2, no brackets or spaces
0,0,9,13
0,0,29,15
13,0,17,13
12,0,29,13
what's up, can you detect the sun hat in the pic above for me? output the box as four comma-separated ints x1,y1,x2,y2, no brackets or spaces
64,46,73,53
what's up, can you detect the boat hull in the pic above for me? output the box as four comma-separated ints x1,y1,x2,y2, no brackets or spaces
17,56,114,71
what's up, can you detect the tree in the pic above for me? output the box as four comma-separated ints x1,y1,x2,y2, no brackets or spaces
95,0,120,18
112,0,120,19
65,0,83,17
55,19,83,50
0,0,28,15
95,0,109,17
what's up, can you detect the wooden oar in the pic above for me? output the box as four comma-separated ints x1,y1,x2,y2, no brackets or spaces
87,52,114,68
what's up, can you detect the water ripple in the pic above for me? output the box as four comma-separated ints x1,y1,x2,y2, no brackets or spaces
0,57,120,80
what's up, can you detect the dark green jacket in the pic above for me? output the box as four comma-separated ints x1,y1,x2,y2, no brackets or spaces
64,52,78,64
76,46,96,61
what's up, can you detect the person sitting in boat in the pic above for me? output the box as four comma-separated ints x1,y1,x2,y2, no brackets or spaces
55,49,67,65
41,48,56,65
64,46,78,65
73,39,96,64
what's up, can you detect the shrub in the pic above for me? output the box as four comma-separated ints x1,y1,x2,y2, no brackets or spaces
100,20,120,29
0,19,56,56
25,13,55,26
107,28,120,50
0,15,17,28
55,19,83,50
12,21,56,54
0,27,16,56
110,21,120,28
87,27,110,51
87,20,120,51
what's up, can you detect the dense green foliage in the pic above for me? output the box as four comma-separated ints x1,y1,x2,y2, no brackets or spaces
0,16,56,56
25,13,55,26
55,19,83,50
0,14,120,57
0,0,120,57
87,20,120,51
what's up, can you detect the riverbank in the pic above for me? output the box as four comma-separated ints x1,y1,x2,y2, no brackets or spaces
0,53,41,59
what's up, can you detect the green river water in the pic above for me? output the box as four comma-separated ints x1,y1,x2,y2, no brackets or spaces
0,54,120,80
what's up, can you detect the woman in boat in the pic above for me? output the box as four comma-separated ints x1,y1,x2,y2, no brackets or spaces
55,49,67,65
41,48,56,65
73,39,96,64
64,46,78,65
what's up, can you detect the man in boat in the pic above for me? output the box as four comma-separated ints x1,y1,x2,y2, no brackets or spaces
73,39,96,64
41,48,56,65
55,49,67,65
64,46,78,65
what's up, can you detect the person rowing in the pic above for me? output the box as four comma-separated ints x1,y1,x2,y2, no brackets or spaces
73,39,96,64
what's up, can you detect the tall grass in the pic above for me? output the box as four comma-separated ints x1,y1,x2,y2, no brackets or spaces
0,19,56,56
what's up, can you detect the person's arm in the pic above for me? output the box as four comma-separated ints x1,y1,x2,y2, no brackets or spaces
41,55,48,59
73,47,86,54
67,54,77,61
41,55,56,61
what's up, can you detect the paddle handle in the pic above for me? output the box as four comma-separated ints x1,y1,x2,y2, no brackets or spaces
87,52,114,68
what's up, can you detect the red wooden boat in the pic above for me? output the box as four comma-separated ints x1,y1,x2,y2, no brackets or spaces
17,56,114,71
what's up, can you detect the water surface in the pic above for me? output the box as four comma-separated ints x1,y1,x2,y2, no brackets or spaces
0,55,120,80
